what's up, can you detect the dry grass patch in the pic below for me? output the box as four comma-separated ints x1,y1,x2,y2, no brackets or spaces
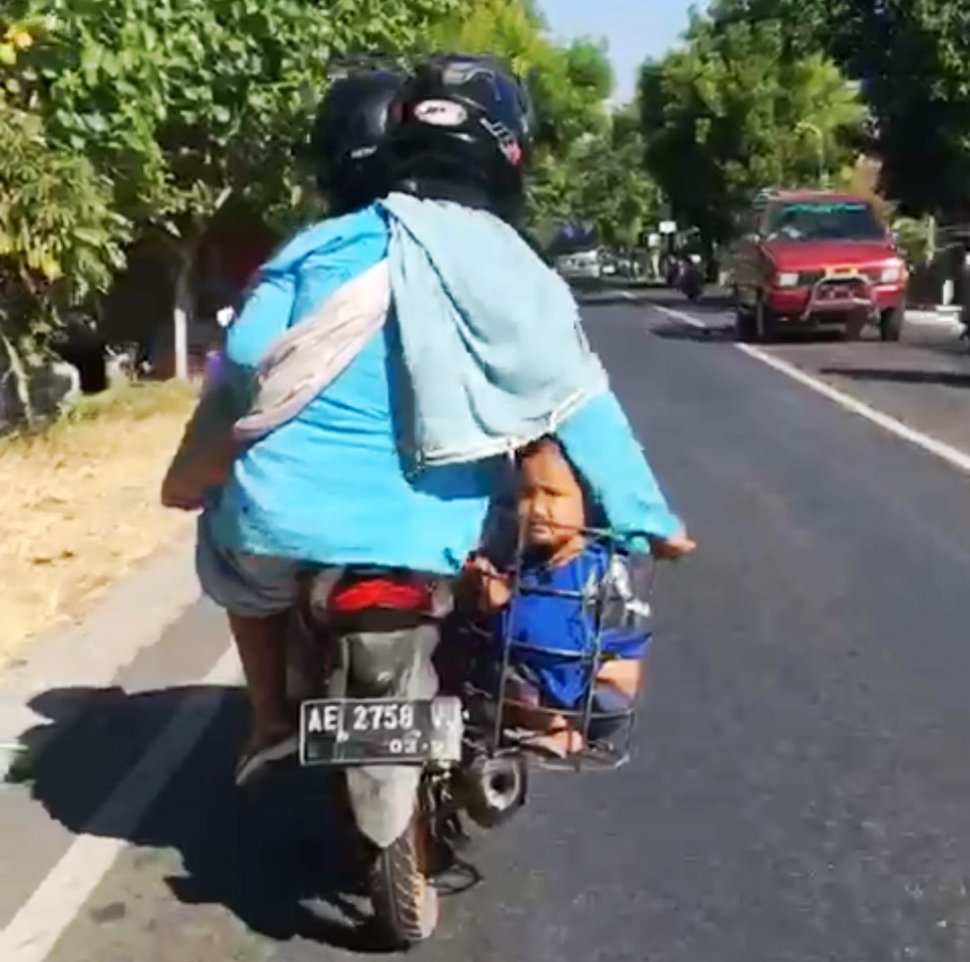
0,381,198,663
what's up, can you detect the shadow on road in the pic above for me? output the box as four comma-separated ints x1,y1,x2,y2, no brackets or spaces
819,367,970,389
7,684,426,954
572,281,733,313
649,323,733,344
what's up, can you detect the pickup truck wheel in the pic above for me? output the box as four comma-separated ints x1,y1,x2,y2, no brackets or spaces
735,305,758,342
734,288,760,342
752,295,776,343
879,306,904,342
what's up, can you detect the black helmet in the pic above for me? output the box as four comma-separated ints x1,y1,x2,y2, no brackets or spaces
310,63,407,214
387,54,534,223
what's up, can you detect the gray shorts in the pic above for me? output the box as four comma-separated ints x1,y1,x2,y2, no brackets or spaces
195,513,303,618
196,513,453,620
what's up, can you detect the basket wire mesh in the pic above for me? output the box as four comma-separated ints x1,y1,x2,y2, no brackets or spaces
463,519,657,773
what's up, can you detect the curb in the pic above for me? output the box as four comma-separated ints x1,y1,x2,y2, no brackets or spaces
905,308,964,330
0,528,200,780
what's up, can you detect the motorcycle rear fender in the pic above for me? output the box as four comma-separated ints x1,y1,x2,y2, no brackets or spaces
330,623,440,849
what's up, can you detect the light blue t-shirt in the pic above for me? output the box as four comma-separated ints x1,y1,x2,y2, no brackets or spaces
207,207,497,575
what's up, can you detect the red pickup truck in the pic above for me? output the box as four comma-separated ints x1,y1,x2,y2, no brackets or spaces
726,189,908,342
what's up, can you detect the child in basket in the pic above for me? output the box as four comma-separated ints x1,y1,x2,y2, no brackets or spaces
464,436,693,757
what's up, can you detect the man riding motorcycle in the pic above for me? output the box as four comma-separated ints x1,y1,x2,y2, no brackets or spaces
162,55,694,787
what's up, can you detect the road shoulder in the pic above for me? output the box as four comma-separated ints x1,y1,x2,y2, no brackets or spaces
0,529,201,780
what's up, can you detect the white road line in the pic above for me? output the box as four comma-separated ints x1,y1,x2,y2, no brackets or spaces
652,304,970,477
0,646,239,962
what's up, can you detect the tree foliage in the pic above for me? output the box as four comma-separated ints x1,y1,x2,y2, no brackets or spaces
707,0,970,217
638,15,863,243
0,15,128,370
0,101,127,334
19,0,464,233
530,107,658,249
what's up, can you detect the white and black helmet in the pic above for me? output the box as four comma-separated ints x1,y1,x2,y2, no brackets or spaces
387,54,534,223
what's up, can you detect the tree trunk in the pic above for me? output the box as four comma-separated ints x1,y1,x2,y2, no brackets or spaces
173,247,194,382
0,330,34,429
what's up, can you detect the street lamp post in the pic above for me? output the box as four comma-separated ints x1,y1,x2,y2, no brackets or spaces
797,122,827,188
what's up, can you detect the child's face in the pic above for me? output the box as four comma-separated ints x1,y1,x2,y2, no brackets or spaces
517,443,586,551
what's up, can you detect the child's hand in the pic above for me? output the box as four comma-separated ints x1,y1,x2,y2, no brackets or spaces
465,555,512,611
649,530,697,560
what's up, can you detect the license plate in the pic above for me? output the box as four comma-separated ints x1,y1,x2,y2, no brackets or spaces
299,697,463,767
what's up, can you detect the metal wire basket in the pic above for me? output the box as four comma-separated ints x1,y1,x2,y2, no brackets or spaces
460,523,658,773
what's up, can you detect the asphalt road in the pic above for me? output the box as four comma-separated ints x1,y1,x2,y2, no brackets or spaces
5,291,970,961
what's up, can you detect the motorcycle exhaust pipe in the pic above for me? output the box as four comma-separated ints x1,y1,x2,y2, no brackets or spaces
461,753,528,829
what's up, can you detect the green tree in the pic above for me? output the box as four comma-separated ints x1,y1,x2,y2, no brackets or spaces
0,13,130,414
19,0,463,226
530,107,658,250
22,0,464,251
638,16,863,243
0,99,129,415
589,108,660,250
707,0,970,217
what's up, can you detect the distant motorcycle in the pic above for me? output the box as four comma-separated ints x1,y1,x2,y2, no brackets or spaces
678,254,704,302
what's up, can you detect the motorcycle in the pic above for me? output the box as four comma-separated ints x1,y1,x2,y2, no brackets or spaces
283,528,655,946
284,567,528,947
678,254,704,302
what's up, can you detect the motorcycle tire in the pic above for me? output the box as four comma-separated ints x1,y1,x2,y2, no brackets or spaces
735,306,759,343
369,810,439,946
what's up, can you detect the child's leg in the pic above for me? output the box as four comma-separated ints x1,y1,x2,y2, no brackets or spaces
496,673,583,757
586,657,642,744
596,657,642,701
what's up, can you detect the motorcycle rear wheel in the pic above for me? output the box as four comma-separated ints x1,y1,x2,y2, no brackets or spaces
369,810,439,946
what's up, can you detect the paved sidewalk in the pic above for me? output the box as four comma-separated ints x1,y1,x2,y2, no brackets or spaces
906,306,963,329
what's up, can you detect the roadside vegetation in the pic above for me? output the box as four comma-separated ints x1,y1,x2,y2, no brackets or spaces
0,382,196,659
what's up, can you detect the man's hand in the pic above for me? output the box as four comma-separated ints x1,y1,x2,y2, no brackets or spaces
649,530,697,560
